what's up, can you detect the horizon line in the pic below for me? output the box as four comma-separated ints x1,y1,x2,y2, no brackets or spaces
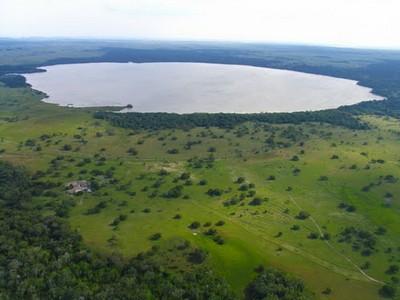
1,35,400,52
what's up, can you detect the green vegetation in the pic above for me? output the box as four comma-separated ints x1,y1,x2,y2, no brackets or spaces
2,40,400,299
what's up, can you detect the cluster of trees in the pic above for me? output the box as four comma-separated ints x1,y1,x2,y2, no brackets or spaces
338,226,377,256
245,267,310,300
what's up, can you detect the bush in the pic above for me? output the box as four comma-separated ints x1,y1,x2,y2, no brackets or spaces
163,185,183,198
215,220,225,226
236,177,246,184
249,197,263,206
213,235,225,245
319,175,328,181
296,211,310,220
127,147,138,155
308,232,319,239
62,144,72,151
189,221,201,229
207,188,223,197
149,233,162,241
198,179,207,185
204,228,217,236
167,148,179,154
291,225,300,231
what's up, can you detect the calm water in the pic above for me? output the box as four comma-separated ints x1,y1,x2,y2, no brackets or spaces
24,62,383,113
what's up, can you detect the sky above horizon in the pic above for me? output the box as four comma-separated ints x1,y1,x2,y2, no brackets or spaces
1,0,399,49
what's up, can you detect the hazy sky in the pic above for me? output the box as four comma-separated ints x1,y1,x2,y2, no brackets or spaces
1,0,399,48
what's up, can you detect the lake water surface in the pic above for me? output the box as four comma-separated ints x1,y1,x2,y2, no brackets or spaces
24,62,384,113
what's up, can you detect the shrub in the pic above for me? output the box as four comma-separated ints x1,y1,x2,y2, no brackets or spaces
249,197,263,206
127,147,138,155
167,148,179,154
296,211,310,220
236,177,245,184
215,220,225,226
163,185,183,198
308,232,319,239
322,288,332,295
207,188,223,197
189,221,201,229
291,225,300,231
198,179,208,185
213,236,225,245
149,233,162,241
204,228,217,236
62,144,72,151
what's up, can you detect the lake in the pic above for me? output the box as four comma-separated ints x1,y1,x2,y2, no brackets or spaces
24,62,384,113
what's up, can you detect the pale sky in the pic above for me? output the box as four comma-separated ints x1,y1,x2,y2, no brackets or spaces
0,0,399,49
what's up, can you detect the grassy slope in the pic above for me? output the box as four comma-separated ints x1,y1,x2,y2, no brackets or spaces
1,86,400,299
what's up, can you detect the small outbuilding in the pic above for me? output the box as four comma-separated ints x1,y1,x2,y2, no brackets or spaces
66,180,91,194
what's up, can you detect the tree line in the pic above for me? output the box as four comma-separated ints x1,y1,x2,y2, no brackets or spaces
94,110,367,131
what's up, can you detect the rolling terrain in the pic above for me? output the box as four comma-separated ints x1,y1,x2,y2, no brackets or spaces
1,40,400,299
0,83,400,299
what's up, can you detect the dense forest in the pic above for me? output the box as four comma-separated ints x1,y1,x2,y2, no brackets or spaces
0,74,28,88
0,160,310,299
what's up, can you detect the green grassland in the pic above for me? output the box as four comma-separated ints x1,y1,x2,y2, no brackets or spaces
1,84,400,299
